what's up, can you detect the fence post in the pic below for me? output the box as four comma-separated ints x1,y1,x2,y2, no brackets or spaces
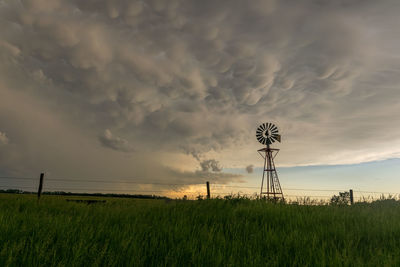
349,189,354,205
37,173,44,199
206,181,210,199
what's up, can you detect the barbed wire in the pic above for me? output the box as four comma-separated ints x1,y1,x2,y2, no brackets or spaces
0,176,201,185
0,185,36,189
1,175,399,196
212,185,347,192
0,176,36,180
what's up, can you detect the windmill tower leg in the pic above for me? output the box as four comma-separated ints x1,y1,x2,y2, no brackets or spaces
260,153,267,196
259,146,284,201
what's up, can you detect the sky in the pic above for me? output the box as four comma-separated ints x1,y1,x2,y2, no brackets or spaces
0,0,399,197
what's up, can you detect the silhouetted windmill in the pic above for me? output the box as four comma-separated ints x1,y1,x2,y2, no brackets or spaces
256,123,284,200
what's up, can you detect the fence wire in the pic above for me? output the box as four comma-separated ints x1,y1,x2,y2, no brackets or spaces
1,175,399,200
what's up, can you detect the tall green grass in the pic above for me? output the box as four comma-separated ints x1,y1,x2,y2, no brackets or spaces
1,194,400,266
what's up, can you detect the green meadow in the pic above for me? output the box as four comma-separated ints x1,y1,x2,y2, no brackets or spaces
1,194,400,266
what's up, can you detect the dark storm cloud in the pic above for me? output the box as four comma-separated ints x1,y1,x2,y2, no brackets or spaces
246,165,254,174
1,0,400,185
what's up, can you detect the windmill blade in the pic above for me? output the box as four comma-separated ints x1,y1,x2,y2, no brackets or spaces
256,124,267,145
270,125,278,132
263,123,267,130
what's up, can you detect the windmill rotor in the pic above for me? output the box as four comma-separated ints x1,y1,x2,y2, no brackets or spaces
256,123,281,145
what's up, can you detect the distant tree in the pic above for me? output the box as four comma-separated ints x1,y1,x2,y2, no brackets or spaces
5,189,22,194
330,191,350,205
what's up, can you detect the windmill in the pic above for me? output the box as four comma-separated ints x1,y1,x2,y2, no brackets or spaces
256,123,284,200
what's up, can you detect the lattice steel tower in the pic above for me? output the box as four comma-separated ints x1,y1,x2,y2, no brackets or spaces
256,123,284,200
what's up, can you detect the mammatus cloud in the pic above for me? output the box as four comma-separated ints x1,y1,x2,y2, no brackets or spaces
98,129,134,152
0,132,9,145
246,165,254,174
0,0,400,190
200,159,222,172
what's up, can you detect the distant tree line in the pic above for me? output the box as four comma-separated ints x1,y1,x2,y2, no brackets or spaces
0,189,170,200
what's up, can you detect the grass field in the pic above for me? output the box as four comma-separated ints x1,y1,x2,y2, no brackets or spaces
1,194,400,266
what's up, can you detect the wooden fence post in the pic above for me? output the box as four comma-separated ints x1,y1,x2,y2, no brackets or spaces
206,181,210,199
349,189,354,205
37,173,44,199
